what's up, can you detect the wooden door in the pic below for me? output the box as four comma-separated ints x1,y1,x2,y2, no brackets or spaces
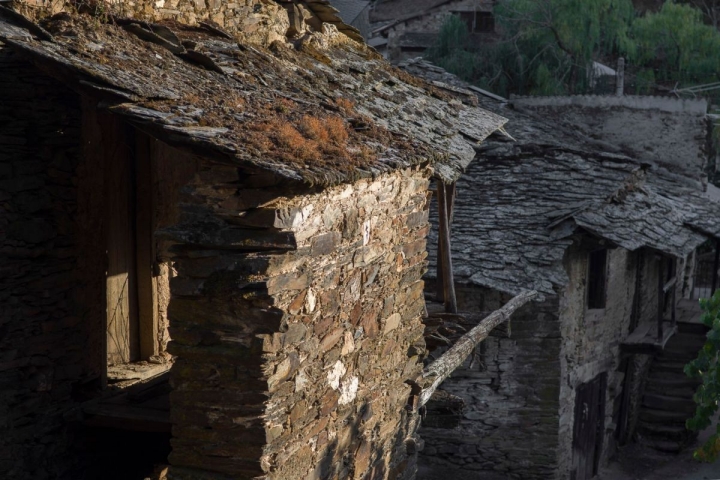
572,373,607,480
105,124,157,366
105,121,139,366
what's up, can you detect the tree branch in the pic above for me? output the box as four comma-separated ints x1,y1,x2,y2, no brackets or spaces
416,290,538,407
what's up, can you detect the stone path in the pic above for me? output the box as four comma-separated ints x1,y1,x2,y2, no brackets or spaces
600,414,720,480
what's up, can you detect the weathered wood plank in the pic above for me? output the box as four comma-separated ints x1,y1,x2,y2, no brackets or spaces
621,322,676,354
417,290,537,407
105,116,138,365
136,132,158,360
438,182,457,314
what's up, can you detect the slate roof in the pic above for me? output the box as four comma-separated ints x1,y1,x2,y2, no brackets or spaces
0,6,506,186
401,58,720,300
327,0,370,25
371,0,454,23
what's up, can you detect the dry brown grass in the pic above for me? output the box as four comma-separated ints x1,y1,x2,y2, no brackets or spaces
277,121,320,161
334,97,355,112
300,115,330,144
183,93,201,104
222,92,245,109
325,116,348,145
300,115,349,146
275,98,297,114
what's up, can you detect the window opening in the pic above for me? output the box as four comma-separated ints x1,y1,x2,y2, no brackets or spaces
454,11,495,33
587,249,607,309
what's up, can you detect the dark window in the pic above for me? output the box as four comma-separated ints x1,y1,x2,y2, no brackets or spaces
454,11,495,33
587,249,607,309
476,11,495,33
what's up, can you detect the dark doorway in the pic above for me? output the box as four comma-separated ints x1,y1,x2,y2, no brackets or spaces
587,249,608,309
572,373,607,480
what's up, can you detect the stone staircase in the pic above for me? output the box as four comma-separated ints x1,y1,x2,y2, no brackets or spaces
636,323,707,453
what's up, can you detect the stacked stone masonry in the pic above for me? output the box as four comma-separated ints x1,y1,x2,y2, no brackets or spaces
419,286,562,480
0,46,85,480
420,243,689,479
165,166,432,479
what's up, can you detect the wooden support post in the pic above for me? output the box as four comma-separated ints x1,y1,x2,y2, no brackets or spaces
616,57,625,96
671,282,677,328
712,240,720,294
657,257,664,341
446,182,456,223
417,290,537,407
106,119,139,366
136,133,159,360
438,182,457,314
617,359,633,445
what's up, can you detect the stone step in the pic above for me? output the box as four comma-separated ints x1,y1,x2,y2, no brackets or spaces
642,393,696,414
651,361,691,373
677,322,709,335
645,372,700,388
644,382,697,399
657,351,700,363
664,334,707,351
637,422,692,441
639,408,692,424
641,438,684,454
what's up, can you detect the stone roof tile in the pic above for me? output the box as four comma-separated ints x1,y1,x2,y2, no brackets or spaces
402,58,720,300
0,9,506,186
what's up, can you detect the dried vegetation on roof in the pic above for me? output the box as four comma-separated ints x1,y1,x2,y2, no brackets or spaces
0,7,506,185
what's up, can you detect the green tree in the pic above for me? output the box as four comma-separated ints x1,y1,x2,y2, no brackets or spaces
424,15,481,82
424,0,720,98
493,0,635,94
629,2,720,88
685,289,720,462
425,0,636,95
681,0,720,29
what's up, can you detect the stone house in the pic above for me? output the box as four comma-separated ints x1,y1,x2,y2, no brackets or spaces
0,3,509,480
401,59,720,480
369,0,496,61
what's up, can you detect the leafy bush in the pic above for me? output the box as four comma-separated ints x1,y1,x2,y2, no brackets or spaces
685,289,720,462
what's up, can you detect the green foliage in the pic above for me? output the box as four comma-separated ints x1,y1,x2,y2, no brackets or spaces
634,68,657,94
685,289,720,462
630,2,720,87
425,15,480,82
424,0,720,97
490,0,634,94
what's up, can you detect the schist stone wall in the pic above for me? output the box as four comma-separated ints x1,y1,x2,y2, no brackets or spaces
0,46,85,479
381,0,494,62
164,166,432,479
419,242,664,479
419,286,563,480
511,96,710,175
557,245,636,478
18,0,293,48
